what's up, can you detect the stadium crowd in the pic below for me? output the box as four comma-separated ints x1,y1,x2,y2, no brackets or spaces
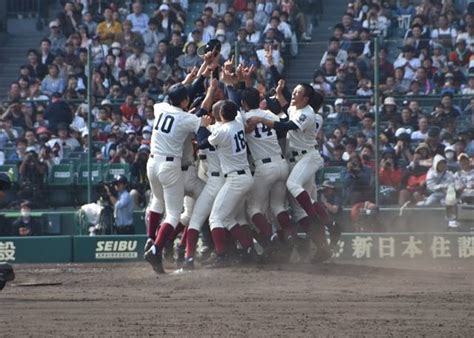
307,0,474,228
0,0,472,234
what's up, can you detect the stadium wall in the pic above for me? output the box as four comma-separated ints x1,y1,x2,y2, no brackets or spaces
0,233,472,264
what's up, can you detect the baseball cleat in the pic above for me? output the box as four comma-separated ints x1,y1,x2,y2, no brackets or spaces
144,238,154,253
0,263,15,291
144,246,165,274
182,257,195,271
176,245,185,268
311,246,332,264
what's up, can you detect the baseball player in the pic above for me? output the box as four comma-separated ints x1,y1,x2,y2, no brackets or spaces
240,87,292,248
0,173,15,291
246,83,331,263
197,100,256,266
144,83,207,274
183,100,226,269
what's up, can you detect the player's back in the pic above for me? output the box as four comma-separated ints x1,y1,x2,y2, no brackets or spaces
209,120,249,175
245,109,282,161
151,102,200,158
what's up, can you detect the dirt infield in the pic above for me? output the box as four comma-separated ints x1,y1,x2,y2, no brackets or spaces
1,260,473,336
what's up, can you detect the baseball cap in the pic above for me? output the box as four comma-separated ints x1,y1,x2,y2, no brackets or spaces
395,127,412,138
49,20,59,28
142,126,152,134
138,144,150,153
444,145,455,153
384,97,396,105
111,42,121,49
159,4,169,11
125,129,136,135
334,98,344,106
458,153,470,161
101,99,112,106
197,39,221,57
81,128,89,138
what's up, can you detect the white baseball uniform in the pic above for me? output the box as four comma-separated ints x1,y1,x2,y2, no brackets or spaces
286,104,324,222
208,119,254,230
188,123,225,232
147,102,201,227
180,134,205,226
245,109,290,219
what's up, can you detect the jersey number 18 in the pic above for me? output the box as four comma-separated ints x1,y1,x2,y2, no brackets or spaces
233,130,246,153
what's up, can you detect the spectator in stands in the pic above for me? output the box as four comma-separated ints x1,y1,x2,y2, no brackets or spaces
82,11,97,37
125,42,150,79
127,1,150,35
41,65,65,96
153,4,177,39
341,12,360,46
115,20,143,58
27,49,48,81
47,123,80,155
44,93,72,135
430,14,457,50
1,101,32,131
177,42,201,73
394,45,421,81
444,145,459,172
455,153,474,203
47,20,66,54
379,151,402,204
320,38,348,66
0,115,19,148
206,0,227,18
449,39,471,67
417,154,455,206
57,1,81,38
17,148,47,207
39,38,55,66
96,8,122,45
411,115,430,141
399,143,430,205
143,18,165,58
11,201,42,236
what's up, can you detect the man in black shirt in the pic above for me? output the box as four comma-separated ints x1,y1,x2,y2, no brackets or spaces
12,201,42,236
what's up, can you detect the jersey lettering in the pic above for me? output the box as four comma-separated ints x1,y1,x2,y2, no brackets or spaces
154,114,175,134
233,130,246,153
253,123,273,138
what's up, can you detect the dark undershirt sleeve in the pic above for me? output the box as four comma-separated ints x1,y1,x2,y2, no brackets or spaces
273,120,299,131
196,127,212,149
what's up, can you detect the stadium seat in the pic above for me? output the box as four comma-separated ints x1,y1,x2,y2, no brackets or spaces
48,164,76,207
77,163,104,205
0,164,19,183
60,158,81,168
103,163,131,182
322,166,346,188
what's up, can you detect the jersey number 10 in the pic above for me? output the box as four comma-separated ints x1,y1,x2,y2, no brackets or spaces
155,114,175,134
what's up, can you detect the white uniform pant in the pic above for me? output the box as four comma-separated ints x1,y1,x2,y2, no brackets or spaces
209,170,254,230
287,150,324,222
247,157,289,218
147,156,184,228
188,175,225,232
180,165,205,226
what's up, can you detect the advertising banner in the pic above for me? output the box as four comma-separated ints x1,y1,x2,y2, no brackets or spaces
73,235,147,262
0,236,72,263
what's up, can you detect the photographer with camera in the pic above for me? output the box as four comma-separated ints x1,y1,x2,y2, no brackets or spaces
104,175,134,234
343,154,376,231
110,143,134,164
18,147,47,207
130,144,150,208
379,151,402,205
